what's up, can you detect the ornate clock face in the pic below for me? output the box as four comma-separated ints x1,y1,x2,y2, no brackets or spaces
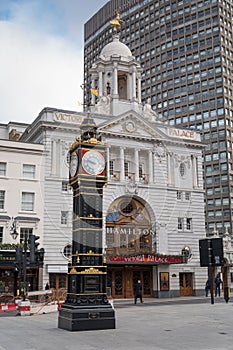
82,150,105,175
70,152,78,177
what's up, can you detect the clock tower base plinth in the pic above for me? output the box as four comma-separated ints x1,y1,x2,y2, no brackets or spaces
58,303,115,331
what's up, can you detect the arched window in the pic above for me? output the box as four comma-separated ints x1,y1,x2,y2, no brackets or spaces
62,244,72,259
106,198,152,255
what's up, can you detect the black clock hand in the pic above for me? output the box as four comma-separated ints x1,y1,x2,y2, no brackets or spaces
88,159,97,165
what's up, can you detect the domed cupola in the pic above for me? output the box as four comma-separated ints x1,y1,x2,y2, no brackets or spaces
89,13,143,116
100,34,133,62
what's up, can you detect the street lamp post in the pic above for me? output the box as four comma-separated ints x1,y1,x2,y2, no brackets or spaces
22,239,28,301
11,217,20,296
10,217,19,240
11,216,28,299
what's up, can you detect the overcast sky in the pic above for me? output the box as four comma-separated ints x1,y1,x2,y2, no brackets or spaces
0,0,108,124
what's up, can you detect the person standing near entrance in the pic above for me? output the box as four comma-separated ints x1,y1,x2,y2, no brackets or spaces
134,280,143,304
214,273,222,297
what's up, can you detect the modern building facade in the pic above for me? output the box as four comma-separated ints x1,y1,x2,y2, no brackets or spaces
84,0,233,238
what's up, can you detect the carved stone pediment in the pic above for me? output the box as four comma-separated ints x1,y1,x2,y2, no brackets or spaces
98,112,166,141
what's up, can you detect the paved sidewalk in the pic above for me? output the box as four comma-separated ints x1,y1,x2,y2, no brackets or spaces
0,297,232,350
112,294,225,307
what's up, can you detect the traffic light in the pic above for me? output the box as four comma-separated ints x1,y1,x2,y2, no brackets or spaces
14,247,22,272
16,247,22,265
14,263,20,273
38,248,45,267
199,239,210,267
29,235,40,263
199,238,224,267
211,237,224,266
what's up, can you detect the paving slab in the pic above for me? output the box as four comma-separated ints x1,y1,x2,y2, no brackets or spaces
0,298,232,350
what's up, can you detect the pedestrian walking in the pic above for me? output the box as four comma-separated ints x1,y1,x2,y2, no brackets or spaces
214,273,222,297
134,280,143,304
205,279,211,297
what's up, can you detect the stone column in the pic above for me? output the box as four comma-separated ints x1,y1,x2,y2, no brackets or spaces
132,68,136,100
113,63,118,96
192,155,198,188
148,150,153,183
134,149,139,182
127,74,132,100
106,147,110,180
98,71,103,98
137,75,142,104
167,153,171,185
120,147,125,182
51,140,56,176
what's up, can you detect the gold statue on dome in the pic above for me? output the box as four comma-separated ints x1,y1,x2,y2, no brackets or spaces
110,12,124,31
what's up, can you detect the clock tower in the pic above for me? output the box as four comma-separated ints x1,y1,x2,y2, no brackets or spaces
58,113,115,331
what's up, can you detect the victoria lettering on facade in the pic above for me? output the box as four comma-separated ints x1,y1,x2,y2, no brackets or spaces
109,254,182,264
54,112,83,124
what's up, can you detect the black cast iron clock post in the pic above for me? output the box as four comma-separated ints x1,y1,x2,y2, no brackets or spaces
58,113,115,331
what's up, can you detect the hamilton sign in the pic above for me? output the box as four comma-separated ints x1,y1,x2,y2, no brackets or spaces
106,227,155,236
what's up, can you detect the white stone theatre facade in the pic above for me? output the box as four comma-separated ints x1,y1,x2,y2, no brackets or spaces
19,30,207,298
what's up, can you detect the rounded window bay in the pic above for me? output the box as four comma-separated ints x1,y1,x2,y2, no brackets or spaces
62,244,72,259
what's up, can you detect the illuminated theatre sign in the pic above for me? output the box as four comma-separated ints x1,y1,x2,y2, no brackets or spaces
108,254,183,264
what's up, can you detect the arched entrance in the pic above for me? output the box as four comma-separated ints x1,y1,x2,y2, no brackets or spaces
105,196,155,298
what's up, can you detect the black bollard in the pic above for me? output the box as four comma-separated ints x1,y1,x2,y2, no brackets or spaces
224,287,229,303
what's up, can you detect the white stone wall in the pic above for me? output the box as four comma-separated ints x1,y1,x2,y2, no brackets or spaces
102,129,207,295
0,139,44,245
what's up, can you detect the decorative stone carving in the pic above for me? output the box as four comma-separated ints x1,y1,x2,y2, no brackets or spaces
95,92,111,115
125,181,138,194
174,154,191,168
223,228,232,252
153,143,166,162
124,120,136,133
142,98,159,122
